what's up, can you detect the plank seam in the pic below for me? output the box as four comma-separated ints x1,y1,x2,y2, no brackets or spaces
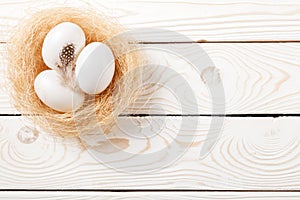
2,114,300,117
3,41,300,44
139,40,300,44
120,114,300,117
1,189,300,192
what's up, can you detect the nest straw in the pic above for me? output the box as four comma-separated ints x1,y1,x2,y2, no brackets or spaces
6,7,142,136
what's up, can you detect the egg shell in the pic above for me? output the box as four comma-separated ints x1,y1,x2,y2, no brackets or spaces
42,22,86,69
75,42,115,94
34,70,85,112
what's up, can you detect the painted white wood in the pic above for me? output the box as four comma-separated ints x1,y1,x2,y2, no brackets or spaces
0,43,14,114
2,43,300,114
1,0,300,193
1,192,300,200
1,116,300,189
1,0,300,42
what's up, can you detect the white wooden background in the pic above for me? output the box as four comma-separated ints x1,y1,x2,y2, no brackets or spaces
1,0,300,199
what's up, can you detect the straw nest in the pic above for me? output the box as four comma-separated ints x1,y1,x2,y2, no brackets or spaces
6,7,142,137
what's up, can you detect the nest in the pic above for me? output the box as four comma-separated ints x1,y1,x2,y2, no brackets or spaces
6,7,142,137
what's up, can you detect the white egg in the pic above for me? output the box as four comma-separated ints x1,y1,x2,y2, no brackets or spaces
34,70,85,112
42,22,86,69
75,42,115,94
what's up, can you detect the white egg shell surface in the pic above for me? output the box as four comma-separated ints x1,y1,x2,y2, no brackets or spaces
42,22,86,69
34,70,85,112
75,42,115,94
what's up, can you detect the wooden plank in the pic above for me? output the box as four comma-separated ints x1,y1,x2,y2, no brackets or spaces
2,43,300,114
1,192,300,199
1,116,300,189
1,0,300,42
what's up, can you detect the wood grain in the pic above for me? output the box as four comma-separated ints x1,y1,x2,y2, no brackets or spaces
1,192,300,200
2,43,300,114
125,43,300,115
0,43,13,114
1,0,300,194
1,116,300,189
2,0,300,42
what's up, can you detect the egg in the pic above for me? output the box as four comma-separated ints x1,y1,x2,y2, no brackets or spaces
34,70,85,112
75,42,115,94
42,22,86,69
